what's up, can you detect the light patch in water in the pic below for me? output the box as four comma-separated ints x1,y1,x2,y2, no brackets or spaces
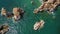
39,0,43,4
51,12,56,19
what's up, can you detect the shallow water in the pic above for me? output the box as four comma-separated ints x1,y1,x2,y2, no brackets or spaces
0,0,60,34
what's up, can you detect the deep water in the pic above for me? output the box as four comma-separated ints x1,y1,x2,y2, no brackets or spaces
0,0,60,34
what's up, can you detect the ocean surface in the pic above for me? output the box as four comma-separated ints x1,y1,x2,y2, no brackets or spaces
0,0,60,34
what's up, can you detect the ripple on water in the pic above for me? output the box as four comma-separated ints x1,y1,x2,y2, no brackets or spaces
6,26,18,34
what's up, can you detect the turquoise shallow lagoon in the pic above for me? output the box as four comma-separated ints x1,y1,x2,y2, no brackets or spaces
0,0,60,34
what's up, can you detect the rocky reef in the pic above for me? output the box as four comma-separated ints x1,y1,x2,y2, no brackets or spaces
34,0,60,13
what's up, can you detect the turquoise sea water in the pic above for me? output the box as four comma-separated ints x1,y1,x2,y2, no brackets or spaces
0,0,60,34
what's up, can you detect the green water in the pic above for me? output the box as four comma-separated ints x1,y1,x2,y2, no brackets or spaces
0,0,60,34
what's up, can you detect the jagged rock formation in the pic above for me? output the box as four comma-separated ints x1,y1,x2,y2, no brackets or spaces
0,25,9,34
13,7,24,21
34,0,60,13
